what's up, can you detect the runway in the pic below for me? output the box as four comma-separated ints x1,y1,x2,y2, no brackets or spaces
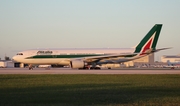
0,68,180,74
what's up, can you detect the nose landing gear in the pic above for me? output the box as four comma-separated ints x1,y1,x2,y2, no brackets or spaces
28,64,33,70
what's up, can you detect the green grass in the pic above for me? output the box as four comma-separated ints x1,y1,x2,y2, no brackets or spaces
0,75,180,106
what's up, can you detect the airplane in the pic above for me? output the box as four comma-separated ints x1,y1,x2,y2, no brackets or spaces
167,60,180,67
12,24,170,70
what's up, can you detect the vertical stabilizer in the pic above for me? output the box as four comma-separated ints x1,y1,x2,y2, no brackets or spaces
134,24,162,54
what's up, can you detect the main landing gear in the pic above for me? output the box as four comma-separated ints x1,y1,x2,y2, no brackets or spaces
78,65,101,70
90,67,101,70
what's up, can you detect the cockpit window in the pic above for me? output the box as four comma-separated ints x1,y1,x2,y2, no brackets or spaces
17,53,23,55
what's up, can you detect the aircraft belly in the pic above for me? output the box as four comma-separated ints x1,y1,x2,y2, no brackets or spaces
23,58,69,65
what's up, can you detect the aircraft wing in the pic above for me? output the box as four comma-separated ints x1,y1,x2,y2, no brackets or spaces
82,53,138,63
78,47,171,63
69,47,171,63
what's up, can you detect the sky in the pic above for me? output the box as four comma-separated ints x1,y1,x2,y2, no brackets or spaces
0,0,180,61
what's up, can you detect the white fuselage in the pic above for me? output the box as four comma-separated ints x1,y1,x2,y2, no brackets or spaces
12,48,137,65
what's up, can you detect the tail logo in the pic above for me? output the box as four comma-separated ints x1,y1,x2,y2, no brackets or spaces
140,32,155,55
134,24,162,55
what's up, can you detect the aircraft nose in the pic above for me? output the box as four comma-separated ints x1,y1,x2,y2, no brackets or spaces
12,56,18,62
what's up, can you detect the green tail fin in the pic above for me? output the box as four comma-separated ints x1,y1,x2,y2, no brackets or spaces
134,24,162,53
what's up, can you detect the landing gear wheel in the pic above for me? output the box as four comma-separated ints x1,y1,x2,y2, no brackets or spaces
28,64,33,70
29,67,33,70
90,67,101,70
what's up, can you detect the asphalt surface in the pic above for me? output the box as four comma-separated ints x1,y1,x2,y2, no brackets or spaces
0,68,180,74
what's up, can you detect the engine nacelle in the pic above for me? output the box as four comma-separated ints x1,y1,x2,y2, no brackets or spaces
70,60,85,69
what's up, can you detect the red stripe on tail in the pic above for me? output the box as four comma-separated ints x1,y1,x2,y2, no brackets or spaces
140,38,153,55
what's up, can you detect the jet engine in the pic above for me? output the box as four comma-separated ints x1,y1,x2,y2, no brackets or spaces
70,60,85,69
